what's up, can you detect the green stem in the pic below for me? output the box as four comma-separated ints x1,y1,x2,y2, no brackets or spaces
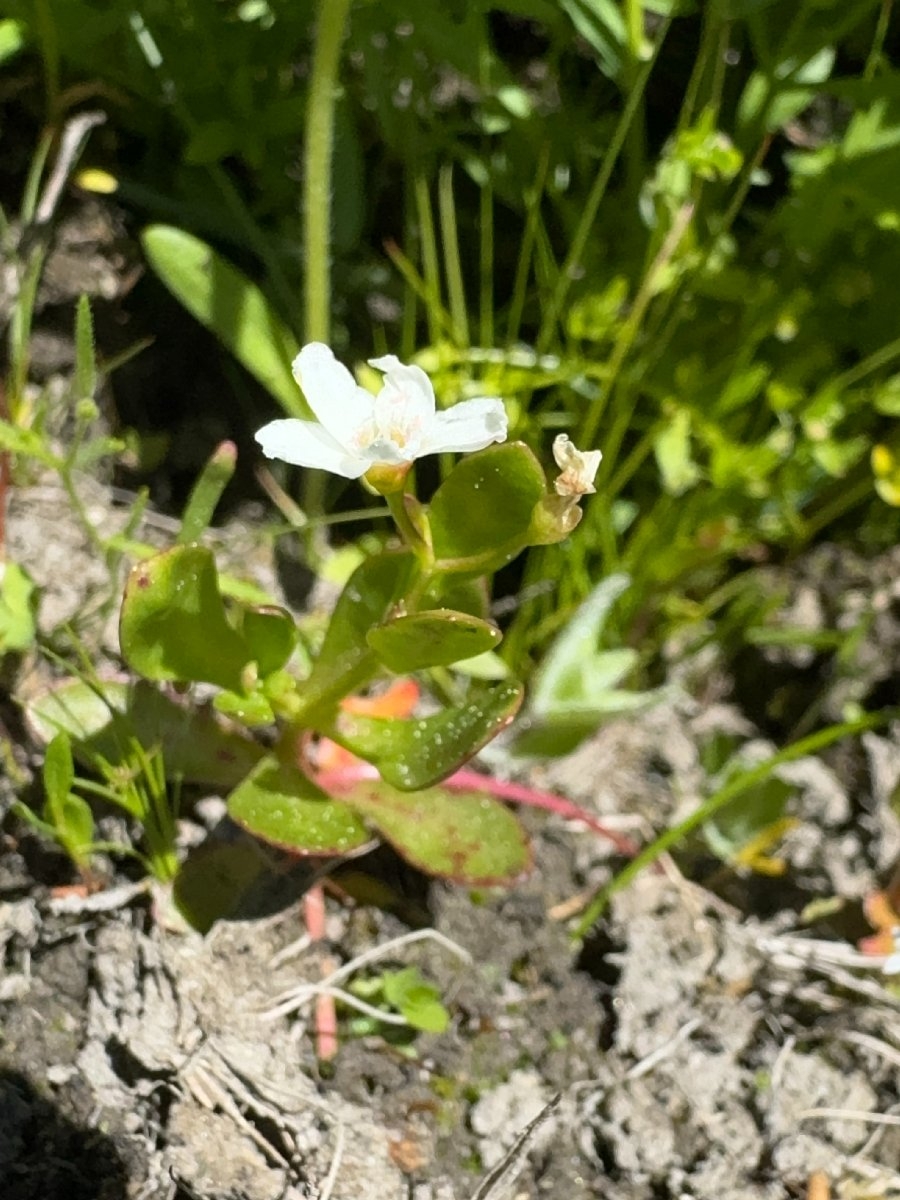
386,491,434,576
505,144,549,348
61,468,106,556
536,16,671,353
301,0,352,529
438,163,468,348
578,201,694,449
622,0,647,197
414,173,443,346
34,0,60,117
572,712,885,939
863,0,892,82
304,0,352,343
831,334,900,392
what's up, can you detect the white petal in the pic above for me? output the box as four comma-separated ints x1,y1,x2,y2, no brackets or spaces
368,354,403,373
255,419,370,478
374,360,435,423
425,398,508,455
292,343,374,447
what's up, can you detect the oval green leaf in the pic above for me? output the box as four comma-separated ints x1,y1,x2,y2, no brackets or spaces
338,780,531,884
228,756,371,855
428,442,547,574
367,609,501,673
329,680,524,790
120,545,250,690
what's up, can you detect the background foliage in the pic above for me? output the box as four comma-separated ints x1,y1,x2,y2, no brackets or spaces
3,0,900,682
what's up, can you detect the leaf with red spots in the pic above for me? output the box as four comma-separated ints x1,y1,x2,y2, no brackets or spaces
337,779,531,884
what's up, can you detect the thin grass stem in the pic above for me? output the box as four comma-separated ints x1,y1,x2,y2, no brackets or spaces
536,16,672,353
438,164,469,347
414,175,443,346
572,712,885,937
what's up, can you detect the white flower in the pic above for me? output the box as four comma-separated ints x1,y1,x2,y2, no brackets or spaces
255,343,508,479
552,434,602,499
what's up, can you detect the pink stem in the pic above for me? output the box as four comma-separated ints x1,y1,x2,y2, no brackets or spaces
303,884,338,1061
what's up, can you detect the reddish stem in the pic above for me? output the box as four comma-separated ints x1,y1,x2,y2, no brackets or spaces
303,883,338,1060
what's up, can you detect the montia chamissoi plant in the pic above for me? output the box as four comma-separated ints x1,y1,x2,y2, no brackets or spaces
30,343,603,906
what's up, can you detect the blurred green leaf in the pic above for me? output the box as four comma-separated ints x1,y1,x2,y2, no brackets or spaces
514,575,663,755
529,575,632,714
381,967,449,1033
141,225,302,416
705,776,795,865
0,562,37,653
27,679,265,788
43,732,75,810
654,409,702,495
0,18,26,65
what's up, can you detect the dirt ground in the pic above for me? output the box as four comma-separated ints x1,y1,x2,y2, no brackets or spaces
2,197,900,1200
3,466,900,1200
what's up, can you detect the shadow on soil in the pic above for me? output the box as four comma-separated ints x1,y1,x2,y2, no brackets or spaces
0,1069,129,1200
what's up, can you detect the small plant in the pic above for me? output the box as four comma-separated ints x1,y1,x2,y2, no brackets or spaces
26,342,604,900
13,722,180,883
346,967,450,1036
14,733,95,875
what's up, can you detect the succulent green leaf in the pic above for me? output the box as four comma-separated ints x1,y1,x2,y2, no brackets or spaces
120,545,250,690
300,550,416,722
338,780,531,884
367,609,501,673
428,442,547,574
240,605,297,678
228,756,371,855
141,226,302,417
330,680,524,790
26,679,264,788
